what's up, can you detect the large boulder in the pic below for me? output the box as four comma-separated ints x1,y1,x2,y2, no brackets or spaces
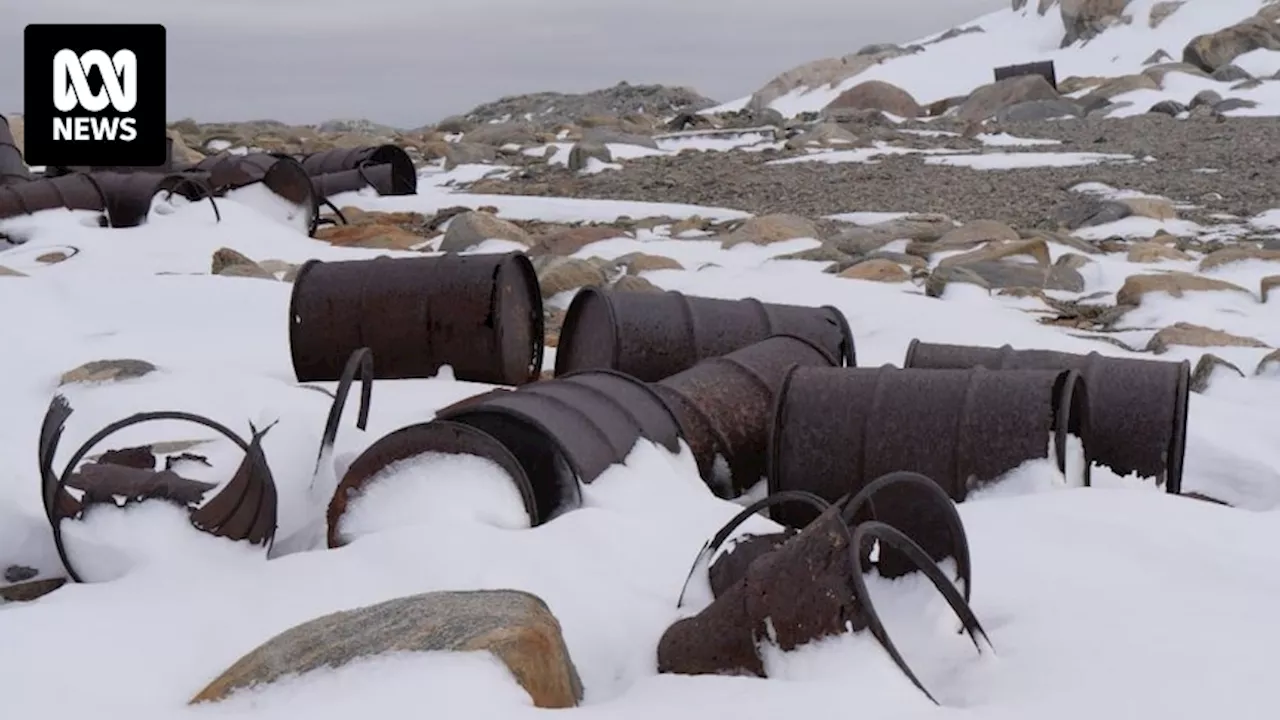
823,80,921,118
746,47,915,110
1183,15,1280,72
1060,0,1133,46
956,74,1061,122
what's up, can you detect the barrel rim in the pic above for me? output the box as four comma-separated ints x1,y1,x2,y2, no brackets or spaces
553,286,620,377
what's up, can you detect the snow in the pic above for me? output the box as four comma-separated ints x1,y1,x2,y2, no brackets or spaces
713,0,1280,118
924,151,1136,169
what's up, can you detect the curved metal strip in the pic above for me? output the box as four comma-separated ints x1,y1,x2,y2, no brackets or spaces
315,347,374,472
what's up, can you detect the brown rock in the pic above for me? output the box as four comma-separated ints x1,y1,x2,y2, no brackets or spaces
0,578,66,603
537,258,609,298
1148,1,1185,28
190,590,583,709
1146,322,1269,353
0,265,27,277
535,226,627,255
1081,74,1159,104
938,238,1050,267
935,219,1021,248
60,359,158,386
720,213,820,248
1061,0,1133,45
1127,242,1191,263
616,252,683,274
216,264,278,280
1262,275,1280,303
1119,196,1177,220
211,247,259,274
1142,61,1211,85
567,141,612,172
440,212,532,253
1198,246,1280,271
1116,272,1252,306
612,274,661,293
830,214,958,254
36,251,70,264
1183,15,1280,72
314,224,423,250
669,217,711,237
957,74,1061,122
1189,353,1246,392
838,258,910,282
823,80,921,118
1256,348,1280,375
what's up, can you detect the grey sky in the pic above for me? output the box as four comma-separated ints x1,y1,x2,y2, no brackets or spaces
0,0,1005,128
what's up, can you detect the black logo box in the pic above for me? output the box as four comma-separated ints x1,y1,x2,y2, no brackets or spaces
23,24,167,168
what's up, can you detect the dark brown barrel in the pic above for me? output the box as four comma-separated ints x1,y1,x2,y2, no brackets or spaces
310,163,399,198
181,151,317,215
903,340,1189,494
93,171,211,228
0,173,107,221
289,252,544,385
651,334,838,497
437,370,682,519
768,365,1090,531
326,419,538,547
553,288,856,381
298,145,417,195
0,115,30,186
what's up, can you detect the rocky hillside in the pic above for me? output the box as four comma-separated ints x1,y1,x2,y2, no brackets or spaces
452,81,717,129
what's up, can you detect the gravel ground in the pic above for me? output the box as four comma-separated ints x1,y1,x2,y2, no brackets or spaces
486,115,1280,231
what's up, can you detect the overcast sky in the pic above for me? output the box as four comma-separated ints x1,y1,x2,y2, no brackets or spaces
0,0,1005,128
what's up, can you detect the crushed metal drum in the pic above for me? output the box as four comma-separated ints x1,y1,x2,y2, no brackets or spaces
289,252,544,386
180,152,321,232
658,504,990,704
903,340,1190,494
553,288,856,381
768,365,1090,529
309,164,402,199
437,369,683,520
297,145,417,196
0,172,107,222
650,334,838,498
993,60,1058,90
93,171,221,227
326,420,537,547
38,395,279,583
0,115,30,186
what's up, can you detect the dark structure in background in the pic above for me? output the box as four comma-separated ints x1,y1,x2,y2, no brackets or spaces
993,60,1058,90
554,288,855,381
289,252,544,386
903,340,1189,494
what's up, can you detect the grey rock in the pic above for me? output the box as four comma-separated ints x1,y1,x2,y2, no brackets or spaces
1148,99,1188,116
465,122,538,147
581,127,659,149
444,142,498,170
1211,64,1253,82
462,81,715,129
4,565,37,583
996,98,1085,122
1189,89,1223,109
1214,97,1260,113
568,140,612,172
1055,198,1133,230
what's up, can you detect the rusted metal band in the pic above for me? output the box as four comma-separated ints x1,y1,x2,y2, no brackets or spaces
0,173,109,222
296,145,417,196
314,347,374,473
38,395,279,583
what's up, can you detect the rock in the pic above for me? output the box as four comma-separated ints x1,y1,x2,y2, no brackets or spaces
435,115,475,133
537,257,609,298
838,258,910,282
440,212,532,253
567,141,612,172
615,252,683,273
956,260,1084,292
1231,78,1265,90
1119,196,1177,220
167,129,204,164
612,274,661,293
466,122,538,147
1116,272,1252,306
1198,246,1280,271
1183,16,1280,72
210,247,269,278
1148,99,1188,116
1256,349,1280,375
1189,89,1223,109
534,225,626,255
1145,322,1269,353
1127,242,1191,262
1148,1,1184,28
957,74,1061,122
1262,275,1280,303
1189,353,1245,392
785,123,859,148
830,214,957,254
720,213,819,248
1024,229,1102,255
3,565,37,583
935,219,1021,248
60,359,157,386
1055,198,1132,230
216,264,279,280
444,142,498,170
1080,74,1159,104
258,259,297,277
1142,62,1211,86
996,98,1085,122
0,265,26,276
0,578,66,603
190,590,583,709
1214,97,1259,113
36,251,71,264
938,238,1050,267
1060,0,1132,45
314,224,424,250
782,244,856,264
746,47,914,110
462,82,714,129
1142,49,1174,64
925,266,990,297
1212,63,1254,82
581,127,659,149
823,80,921,118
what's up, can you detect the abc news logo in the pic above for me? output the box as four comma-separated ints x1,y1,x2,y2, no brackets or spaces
23,24,168,167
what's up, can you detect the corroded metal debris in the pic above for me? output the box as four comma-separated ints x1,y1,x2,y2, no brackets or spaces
0,115,30,186
289,253,544,386
904,340,1189,493
437,369,683,520
0,169,219,228
0,173,108,222
298,145,418,197
553,288,856,381
38,395,279,583
768,365,1090,519
658,500,990,704
651,334,837,498
994,60,1057,90
313,347,374,472
326,420,537,547
180,152,322,232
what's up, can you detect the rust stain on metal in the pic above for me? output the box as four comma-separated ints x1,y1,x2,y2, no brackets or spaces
298,145,417,196
180,152,319,232
437,369,683,519
289,253,544,386
325,419,537,548
38,395,279,583
904,339,1190,494
0,115,30,186
554,288,856,381
651,334,837,498
769,365,1090,505
0,173,108,222
0,170,219,228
